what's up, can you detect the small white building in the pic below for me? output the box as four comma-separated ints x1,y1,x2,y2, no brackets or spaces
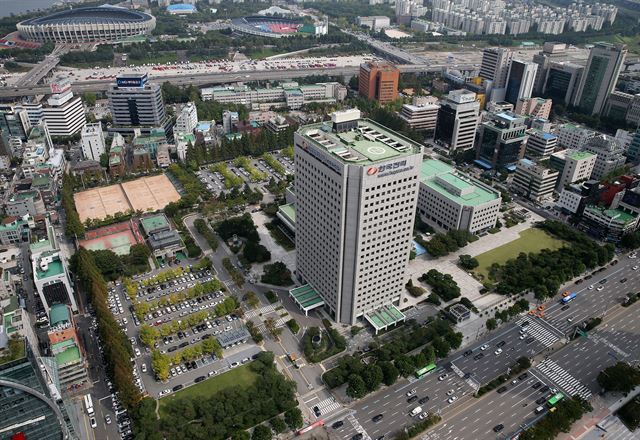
175,102,198,134
80,123,105,161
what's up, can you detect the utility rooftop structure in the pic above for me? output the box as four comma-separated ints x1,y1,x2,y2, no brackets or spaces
294,109,421,326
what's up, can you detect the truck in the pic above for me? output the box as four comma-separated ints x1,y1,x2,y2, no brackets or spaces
410,406,422,417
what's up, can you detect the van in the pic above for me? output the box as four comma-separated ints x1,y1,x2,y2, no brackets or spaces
410,406,422,417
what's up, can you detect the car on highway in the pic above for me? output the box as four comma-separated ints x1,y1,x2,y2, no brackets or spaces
633,266,638,270
332,421,344,429
535,406,545,414
480,344,489,350
561,305,570,311
446,389,455,396
536,396,547,405
407,395,418,403
173,384,183,392
90,417,97,428
539,385,550,393
494,348,503,355
588,284,594,290
447,396,458,404
518,373,529,380
195,376,205,383
620,278,627,283
406,388,417,397
496,340,506,348
372,414,384,422
419,396,430,404
419,412,429,420
105,415,112,424
493,424,504,433
497,386,508,394
532,381,542,389
567,316,573,322
473,353,485,360
352,434,363,440
438,374,448,381
313,406,321,417
597,286,604,291
463,350,472,357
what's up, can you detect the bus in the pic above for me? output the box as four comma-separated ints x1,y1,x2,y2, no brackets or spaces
547,392,564,407
84,394,94,416
561,293,577,304
415,363,437,379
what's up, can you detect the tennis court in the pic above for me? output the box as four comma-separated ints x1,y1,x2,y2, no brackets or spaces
79,221,144,255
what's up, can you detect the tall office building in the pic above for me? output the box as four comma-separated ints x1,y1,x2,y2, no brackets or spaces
175,102,198,134
581,134,627,180
434,89,479,151
573,43,627,115
80,123,105,161
479,47,513,89
107,73,170,135
531,42,567,95
550,149,597,189
294,109,421,325
42,79,86,137
399,102,439,133
544,62,584,104
525,129,557,159
358,61,400,103
476,111,527,170
505,60,538,104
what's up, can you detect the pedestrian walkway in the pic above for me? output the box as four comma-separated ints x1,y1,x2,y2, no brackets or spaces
313,397,342,416
245,303,279,319
347,414,371,440
535,359,592,400
517,318,559,348
275,317,288,327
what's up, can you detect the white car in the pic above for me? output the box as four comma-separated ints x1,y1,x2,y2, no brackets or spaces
419,412,429,420
480,344,489,351
597,286,604,291
90,417,97,428
633,266,638,270
134,348,141,357
494,348,503,355
141,363,147,373
588,284,594,290
446,389,454,396
406,388,417,397
438,373,448,381
447,396,458,404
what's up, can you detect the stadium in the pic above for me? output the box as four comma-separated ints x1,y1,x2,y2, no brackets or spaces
17,6,156,43
231,16,327,39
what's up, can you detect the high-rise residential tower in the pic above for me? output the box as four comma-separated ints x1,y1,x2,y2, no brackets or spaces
573,42,627,115
434,89,479,151
294,109,421,325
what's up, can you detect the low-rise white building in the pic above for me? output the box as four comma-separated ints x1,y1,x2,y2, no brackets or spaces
417,159,501,233
512,158,559,201
399,102,440,133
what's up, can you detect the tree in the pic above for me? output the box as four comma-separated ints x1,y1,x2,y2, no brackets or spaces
261,262,293,286
379,361,399,386
269,417,287,434
284,408,303,430
231,431,251,440
83,91,97,106
421,345,436,365
346,374,367,398
597,362,640,394
243,240,271,263
486,318,498,331
459,254,479,270
394,355,416,377
243,291,260,309
361,364,384,392
251,425,272,440
432,337,451,359
139,324,159,347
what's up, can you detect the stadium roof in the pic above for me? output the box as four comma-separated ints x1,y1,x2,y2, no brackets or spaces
20,6,153,26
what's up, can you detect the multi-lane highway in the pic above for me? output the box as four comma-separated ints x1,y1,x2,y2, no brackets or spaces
326,253,640,440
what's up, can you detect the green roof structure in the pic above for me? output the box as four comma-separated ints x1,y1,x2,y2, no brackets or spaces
140,214,170,235
49,304,70,326
567,150,595,161
420,159,500,207
54,344,81,366
278,203,295,224
289,284,324,315
364,305,406,334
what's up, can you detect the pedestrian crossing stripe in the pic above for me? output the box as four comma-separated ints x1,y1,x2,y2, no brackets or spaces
245,303,279,319
313,397,342,416
535,359,592,400
516,318,559,348
347,414,371,440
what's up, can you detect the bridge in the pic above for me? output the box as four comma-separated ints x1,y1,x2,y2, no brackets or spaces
0,64,446,99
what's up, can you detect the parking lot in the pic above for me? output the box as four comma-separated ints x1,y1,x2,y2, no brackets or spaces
106,263,259,401
196,150,294,195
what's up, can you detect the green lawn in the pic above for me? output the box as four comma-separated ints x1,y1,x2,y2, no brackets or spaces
159,363,257,415
474,228,565,279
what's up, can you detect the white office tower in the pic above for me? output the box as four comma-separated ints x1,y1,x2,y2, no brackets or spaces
294,109,422,325
80,123,105,161
434,89,480,151
222,110,238,134
42,79,86,137
399,101,440,133
479,47,513,89
573,43,627,115
581,134,627,180
175,102,198,134
505,60,538,105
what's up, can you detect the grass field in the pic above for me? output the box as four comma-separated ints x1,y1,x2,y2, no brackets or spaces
474,228,565,279
158,363,257,415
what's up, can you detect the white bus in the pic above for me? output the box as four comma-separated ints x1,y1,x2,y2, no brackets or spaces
84,394,94,416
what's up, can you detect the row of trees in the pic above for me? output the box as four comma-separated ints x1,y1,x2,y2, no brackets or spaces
421,230,478,258
150,336,222,381
494,299,530,323
159,352,299,439
489,221,615,299
419,269,461,302
133,279,222,320
62,173,85,238
194,218,219,251
74,246,151,281
323,319,462,398
71,248,163,438
519,397,592,440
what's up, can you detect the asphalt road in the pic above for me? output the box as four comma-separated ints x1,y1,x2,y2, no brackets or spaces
329,253,640,440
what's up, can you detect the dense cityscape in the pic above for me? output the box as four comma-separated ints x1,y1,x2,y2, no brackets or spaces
0,0,639,439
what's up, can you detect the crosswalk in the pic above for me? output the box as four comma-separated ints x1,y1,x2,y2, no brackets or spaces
313,397,342,416
517,318,559,347
245,303,279,319
347,414,371,440
535,359,592,400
